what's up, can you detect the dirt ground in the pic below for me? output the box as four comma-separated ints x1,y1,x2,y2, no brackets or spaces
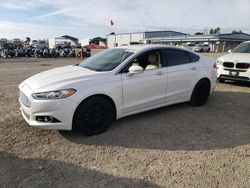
0,53,249,188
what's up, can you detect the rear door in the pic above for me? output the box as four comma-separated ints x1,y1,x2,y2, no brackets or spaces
163,49,200,102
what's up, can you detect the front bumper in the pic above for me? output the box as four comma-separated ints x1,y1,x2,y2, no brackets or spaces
217,65,250,82
19,84,78,130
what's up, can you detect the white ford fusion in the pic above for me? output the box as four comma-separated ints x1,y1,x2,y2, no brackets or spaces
216,41,250,82
19,45,216,136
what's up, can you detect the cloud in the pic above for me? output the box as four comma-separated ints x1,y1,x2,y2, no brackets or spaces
0,0,250,39
0,1,38,11
0,3,31,11
35,9,70,18
36,0,250,31
0,21,78,39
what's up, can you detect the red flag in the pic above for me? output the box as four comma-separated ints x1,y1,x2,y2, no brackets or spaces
110,20,114,26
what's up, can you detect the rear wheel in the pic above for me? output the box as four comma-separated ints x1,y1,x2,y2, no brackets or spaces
190,79,211,106
74,96,114,136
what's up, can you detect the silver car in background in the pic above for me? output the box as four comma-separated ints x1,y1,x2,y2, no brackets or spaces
193,44,211,52
181,43,196,51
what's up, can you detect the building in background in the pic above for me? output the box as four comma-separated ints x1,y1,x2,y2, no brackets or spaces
31,40,48,49
48,35,79,49
147,32,250,52
107,30,250,52
107,30,186,48
80,37,107,48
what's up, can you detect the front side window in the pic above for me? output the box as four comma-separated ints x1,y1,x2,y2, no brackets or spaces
79,48,134,71
165,49,191,66
121,50,162,73
233,42,250,53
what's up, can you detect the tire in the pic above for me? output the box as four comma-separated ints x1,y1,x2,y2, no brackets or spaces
73,96,114,136
218,78,225,83
190,79,211,106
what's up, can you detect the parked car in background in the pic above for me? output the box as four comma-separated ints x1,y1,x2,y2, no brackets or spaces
19,45,217,136
181,43,196,51
193,44,210,52
83,46,91,57
216,41,250,83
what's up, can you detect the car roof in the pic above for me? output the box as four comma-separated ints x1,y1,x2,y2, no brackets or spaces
117,44,184,52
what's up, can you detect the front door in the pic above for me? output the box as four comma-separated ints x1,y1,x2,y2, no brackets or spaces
120,50,167,114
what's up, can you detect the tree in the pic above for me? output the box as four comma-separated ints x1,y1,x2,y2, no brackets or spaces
209,27,221,35
215,27,221,34
209,29,214,35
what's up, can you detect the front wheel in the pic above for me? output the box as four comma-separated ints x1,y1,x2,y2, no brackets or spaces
73,96,114,136
190,79,211,106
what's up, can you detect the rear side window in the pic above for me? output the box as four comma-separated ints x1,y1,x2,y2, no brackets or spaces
165,49,191,66
164,49,200,66
187,52,200,62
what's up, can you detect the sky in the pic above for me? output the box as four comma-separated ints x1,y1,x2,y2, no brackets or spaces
0,0,250,40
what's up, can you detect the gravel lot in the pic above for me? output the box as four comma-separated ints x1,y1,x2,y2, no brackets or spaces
0,52,249,188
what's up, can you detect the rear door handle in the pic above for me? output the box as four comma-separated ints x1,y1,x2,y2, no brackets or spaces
190,67,197,70
155,71,164,76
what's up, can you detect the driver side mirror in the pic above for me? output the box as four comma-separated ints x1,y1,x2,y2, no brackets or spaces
227,49,232,53
127,65,143,76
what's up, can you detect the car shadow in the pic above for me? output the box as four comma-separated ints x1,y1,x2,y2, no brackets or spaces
61,91,250,151
0,151,160,188
222,80,250,88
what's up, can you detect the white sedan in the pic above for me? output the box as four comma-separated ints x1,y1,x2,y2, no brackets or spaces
19,45,217,135
216,41,250,82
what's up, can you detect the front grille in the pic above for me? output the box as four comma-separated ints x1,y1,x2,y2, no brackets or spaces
20,91,31,107
236,63,250,69
223,62,234,68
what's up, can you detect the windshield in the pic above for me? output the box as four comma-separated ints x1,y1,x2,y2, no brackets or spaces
233,42,250,53
79,48,134,71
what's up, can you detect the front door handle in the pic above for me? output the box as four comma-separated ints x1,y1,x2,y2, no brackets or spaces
190,67,197,70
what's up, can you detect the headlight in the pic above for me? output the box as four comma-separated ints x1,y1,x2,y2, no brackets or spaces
32,89,76,100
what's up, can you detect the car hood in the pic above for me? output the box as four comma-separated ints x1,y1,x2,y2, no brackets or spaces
22,65,109,92
218,53,250,63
